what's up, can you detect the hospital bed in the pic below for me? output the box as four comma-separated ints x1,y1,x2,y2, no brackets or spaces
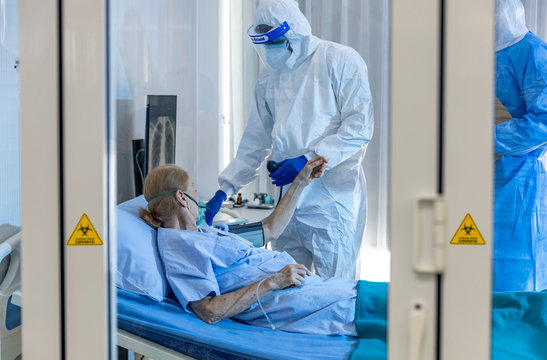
118,288,547,360
117,198,547,360
116,196,547,360
117,287,547,360
117,288,357,360
116,195,363,360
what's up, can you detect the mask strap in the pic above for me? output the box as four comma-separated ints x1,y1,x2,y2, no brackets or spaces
146,190,177,202
183,193,208,209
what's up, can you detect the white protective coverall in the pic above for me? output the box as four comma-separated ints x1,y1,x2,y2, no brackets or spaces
218,0,374,278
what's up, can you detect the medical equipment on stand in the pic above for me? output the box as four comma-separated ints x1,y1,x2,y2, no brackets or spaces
247,193,274,209
228,222,265,247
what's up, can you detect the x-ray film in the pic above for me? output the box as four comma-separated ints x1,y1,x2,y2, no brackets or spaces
145,95,177,176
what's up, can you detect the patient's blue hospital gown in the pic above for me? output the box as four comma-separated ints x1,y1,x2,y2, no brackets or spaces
157,225,358,336
494,32,547,291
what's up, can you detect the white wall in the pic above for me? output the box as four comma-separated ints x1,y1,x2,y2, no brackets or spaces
112,0,222,203
0,0,21,240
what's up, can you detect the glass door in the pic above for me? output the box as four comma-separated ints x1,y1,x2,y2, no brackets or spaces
389,0,442,358
62,0,113,358
491,1,547,359
442,0,494,359
111,1,392,359
390,0,494,359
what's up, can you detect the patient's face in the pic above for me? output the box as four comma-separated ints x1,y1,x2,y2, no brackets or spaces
186,181,199,201
185,181,200,218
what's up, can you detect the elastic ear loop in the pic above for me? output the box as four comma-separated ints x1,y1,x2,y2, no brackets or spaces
256,278,276,330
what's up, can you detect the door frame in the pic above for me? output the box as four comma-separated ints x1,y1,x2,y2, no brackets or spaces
389,0,494,359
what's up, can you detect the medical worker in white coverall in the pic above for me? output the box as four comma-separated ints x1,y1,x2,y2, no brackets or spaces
205,0,374,279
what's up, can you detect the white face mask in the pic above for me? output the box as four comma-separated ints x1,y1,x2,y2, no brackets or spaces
264,43,292,70
248,21,293,70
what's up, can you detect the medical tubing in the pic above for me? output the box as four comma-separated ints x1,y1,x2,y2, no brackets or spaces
266,161,283,206
136,148,145,188
256,278,276,330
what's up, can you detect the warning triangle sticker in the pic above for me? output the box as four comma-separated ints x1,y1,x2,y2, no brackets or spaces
450,213,486,245
67,213,103,246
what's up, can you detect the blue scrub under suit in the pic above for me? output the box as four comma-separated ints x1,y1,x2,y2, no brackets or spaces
494,32,547,291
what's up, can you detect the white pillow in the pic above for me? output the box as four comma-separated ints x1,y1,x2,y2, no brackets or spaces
116,195,171,301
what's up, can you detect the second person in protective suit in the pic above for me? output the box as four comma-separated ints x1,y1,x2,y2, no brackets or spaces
494,0,547,291
206,0,374,279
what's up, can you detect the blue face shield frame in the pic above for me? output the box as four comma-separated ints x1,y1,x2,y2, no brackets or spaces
247,22,293,70
247,21,290,44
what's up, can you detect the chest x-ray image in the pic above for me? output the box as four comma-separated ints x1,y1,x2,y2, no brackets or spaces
145,95,177,175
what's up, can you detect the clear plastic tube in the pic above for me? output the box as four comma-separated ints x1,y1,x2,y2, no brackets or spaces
256,278,276,330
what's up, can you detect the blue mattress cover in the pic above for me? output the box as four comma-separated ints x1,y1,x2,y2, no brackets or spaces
117,289,358,360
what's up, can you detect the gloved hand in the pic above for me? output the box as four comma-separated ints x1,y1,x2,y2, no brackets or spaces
204,190,227,225
269,155,308,187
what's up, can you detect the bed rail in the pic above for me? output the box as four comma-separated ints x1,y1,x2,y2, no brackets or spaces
118,329,196,360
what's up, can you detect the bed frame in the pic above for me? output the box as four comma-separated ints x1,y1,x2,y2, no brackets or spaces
118,330,194,360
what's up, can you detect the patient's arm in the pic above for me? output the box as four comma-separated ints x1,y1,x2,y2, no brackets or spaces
261,156,326,243
190,264,311,324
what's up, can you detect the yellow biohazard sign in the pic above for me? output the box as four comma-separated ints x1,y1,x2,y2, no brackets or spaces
450,213,485,245
67,213,103,246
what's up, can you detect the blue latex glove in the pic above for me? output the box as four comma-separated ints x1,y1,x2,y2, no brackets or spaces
204,190,227,225
269,155,308,187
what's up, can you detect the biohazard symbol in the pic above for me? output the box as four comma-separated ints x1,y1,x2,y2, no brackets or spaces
461,223,475,236
450,213,486,245
67,213,103,246
78,224,92,236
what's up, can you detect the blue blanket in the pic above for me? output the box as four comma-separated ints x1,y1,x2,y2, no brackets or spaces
350,283,547,360
350,281,388,360
492,290,547,360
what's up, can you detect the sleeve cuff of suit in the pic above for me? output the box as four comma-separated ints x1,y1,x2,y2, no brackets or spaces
219,182,237,197
304,151,318,161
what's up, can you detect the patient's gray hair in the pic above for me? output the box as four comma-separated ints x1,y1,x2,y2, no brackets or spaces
140,164,190,230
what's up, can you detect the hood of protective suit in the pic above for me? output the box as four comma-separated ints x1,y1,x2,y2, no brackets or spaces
496,0,528,51
253,0,320,69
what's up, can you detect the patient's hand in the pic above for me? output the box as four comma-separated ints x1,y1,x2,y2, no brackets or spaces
268,264,312,290
261,156,327,244
295,156,327,186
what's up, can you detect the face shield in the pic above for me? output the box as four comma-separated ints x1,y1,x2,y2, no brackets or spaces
248,21,293,70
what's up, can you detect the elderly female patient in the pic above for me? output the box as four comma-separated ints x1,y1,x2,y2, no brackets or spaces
139,157,376,336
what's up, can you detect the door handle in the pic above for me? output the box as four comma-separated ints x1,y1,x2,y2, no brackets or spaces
409,299,426,360
414,196,446,274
